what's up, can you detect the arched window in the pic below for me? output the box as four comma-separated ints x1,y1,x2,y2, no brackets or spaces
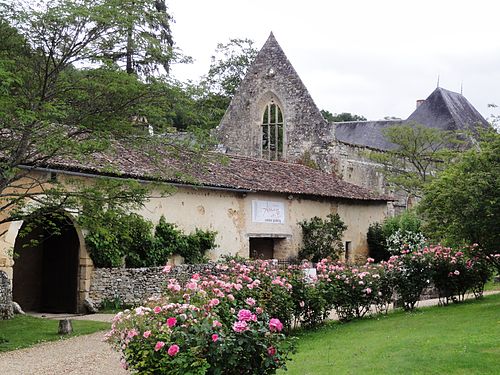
261,103,284,160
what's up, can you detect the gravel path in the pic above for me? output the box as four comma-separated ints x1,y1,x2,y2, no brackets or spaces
0,315,128,375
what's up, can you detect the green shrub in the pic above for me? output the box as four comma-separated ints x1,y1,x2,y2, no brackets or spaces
298,213,347,263
154,216,217,264
85,211,154,268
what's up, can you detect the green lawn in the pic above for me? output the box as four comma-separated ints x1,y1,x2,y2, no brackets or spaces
281,294,500,375
0,315,110,352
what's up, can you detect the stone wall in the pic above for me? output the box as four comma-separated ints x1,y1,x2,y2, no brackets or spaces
89,264,219,307
0,270,13,320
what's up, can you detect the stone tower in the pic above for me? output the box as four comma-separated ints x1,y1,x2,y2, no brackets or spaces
216,32,331,162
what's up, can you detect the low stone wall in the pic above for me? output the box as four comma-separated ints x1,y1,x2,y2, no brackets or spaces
89,263,219,307
0,270,13,320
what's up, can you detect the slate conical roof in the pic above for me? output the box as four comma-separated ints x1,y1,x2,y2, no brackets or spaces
216,32,330,160
407,87,490,133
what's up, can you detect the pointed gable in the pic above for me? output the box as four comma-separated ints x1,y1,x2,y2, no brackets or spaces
407,87,490,133
216,33,330,161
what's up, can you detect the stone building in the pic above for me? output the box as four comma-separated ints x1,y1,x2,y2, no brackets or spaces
0,143,389,313
216,33,490,210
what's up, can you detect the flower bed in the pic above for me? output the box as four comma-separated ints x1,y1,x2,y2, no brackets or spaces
106,246,498,373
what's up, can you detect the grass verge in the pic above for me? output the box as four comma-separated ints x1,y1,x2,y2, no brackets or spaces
0,315,110,353
280,293,500,375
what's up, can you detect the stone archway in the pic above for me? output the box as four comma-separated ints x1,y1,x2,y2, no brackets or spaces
12,213,81,313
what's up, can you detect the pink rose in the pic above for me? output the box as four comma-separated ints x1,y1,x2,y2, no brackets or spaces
127,329,138,339
153,306,162,314
167,317,177,328
237,309,253,321
267,346,277,356
212,320,222,328
162,265,171,274
209,298,220,307
154,341,165,351
245,297,256,306
143,330,151,338
167,344,179,356
233,320,249,333
211,334,219,342
269,318,283,332
255,307,263,315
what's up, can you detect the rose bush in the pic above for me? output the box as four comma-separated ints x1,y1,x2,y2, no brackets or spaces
107,248,498,372
106,299,294,374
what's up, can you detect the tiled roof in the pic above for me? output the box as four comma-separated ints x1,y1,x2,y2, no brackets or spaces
49,142,389,202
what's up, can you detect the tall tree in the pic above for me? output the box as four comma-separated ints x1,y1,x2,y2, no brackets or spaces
419,131,500,272
203,38,258,97
0,1,201,232
368,123,461,197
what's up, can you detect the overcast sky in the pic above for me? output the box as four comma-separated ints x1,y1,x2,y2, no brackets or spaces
167,0,500,121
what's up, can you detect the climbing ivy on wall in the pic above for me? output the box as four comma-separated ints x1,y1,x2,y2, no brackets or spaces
84,213,217,268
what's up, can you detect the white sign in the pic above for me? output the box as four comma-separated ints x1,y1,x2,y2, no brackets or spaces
252,200,285,224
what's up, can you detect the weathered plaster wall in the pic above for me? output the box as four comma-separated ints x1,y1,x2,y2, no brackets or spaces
140,186,387,261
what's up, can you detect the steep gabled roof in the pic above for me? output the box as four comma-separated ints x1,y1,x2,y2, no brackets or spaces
216,33,331,159
332,87,490,150
406,87,490,133
46,142,390,201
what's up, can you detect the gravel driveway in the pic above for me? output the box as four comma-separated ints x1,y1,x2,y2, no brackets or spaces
0,314,128,375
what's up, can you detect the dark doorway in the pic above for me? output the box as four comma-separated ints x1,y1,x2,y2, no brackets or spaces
13,214,79,313
249,238,274,260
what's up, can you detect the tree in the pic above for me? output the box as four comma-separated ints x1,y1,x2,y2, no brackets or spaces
368,123,461,197
321,110,367,122
298,213,347,263
0,1,204,233
182,38,259,130
203,38,258,97
419,131,500,272
7,0,185,77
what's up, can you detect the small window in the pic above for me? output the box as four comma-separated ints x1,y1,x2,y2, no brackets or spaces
261,103,284,160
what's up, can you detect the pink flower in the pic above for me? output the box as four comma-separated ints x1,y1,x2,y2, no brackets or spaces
153,306,162,314
212,320,222,328
237,309,253,321
269,318,283,332
167,344,179,356
267,346,277,356
127,329,138,339
364,287,372,294
154,341,165,351
299,301,305,308
209,298,220,307
167,317,177,328
143,330,151,338
162,265,171,274
454,270,460,276
211,334,219,342
245,297,256,306
255,307,263,315
227,294,235,301
233,320,249,333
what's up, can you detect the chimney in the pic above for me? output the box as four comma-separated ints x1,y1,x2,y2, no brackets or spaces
416,99,425,109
